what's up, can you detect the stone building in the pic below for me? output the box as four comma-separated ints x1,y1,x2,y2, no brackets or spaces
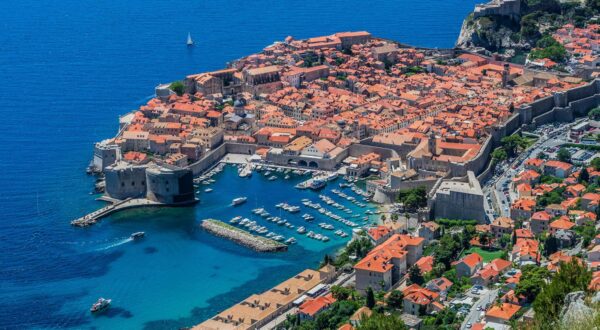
431,171,485,223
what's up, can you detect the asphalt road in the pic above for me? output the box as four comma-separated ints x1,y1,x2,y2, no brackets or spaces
460,288,499,330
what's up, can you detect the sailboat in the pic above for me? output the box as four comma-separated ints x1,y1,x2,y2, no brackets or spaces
186,32,194,47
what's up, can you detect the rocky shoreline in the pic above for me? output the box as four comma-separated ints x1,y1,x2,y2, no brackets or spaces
201,219,288,252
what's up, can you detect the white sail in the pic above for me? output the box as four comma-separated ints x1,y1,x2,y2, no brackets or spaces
187,32,194,46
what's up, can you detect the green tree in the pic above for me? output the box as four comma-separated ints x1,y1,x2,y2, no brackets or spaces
501,135,528,157
408,265,425,285
365,287,376,309
169,81,185,96
592,157,600,171
579,167,590,184
357,312,407,330
515,265,551,301
557,147,571,163
492,148,508,162
330,285,353,301
543,235,559,256
533,260,592,328
385,290,404,309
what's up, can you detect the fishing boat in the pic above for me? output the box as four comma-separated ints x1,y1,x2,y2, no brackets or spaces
186,32,194,46
90,298,111,313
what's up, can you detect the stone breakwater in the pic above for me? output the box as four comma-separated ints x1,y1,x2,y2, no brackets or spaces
201,219,288,252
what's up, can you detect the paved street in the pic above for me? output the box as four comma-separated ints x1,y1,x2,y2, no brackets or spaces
482,119,585,218
460,288,499,330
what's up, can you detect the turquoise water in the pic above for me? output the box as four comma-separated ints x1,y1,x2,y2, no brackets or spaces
0,0,480,328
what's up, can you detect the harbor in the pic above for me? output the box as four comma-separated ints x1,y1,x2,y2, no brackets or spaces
201,219,288,252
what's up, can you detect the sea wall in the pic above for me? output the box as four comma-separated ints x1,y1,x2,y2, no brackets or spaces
201,219,287,252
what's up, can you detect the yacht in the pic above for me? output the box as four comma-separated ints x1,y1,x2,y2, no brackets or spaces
186,32,194,46
287,206,301,213
204,188,213,193
130,232,145,239
285,237,297,244
90,298,111,313
309,179,326,190
232,197,247,206
297,226,306,234
268,175,277,181
229,216,242,224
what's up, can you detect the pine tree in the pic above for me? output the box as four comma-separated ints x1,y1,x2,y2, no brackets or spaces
366,287,376,309
408,265,424,285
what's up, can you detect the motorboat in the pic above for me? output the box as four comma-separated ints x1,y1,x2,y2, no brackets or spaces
90,298,111,313
232,197,247,206
130,232,145,239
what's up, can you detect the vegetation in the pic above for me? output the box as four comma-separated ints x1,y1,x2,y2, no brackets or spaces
572,222,598,247
529,35,568,62
462,246,504,262
421,309,463,330
435,218,478,227
356,312,407,330
397,186,427,210
365,287,376,309
491,148,508,162
408,265,425,285
385,290,404,309
536,186,565,207
500,135,529,158
331,237,374,268
532,260,592,329
515,265,552,301
169,81,185,96
588,107,600,121
557,147,572,163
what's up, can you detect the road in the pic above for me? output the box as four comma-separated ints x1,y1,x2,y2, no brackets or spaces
482,119,585,218
460,288,499,330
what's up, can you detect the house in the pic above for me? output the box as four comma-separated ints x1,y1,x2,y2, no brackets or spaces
543,160,573,178
524,158,544,170
545,204,567,217
510,199,536,221
471,258,512,287
589,245,600,263
354,234,423,294
367,225,393,245
530,211,551,235
549,217,575,235
349,307,371,327
298,294,336,320
514,228,534,240
491,217,514,239
415,255,434,274
418,221,440,244
425,277,453,299
581,193,600,212
485,303,521,324
455,253,483,278
511,239,539,266
402,284,440,316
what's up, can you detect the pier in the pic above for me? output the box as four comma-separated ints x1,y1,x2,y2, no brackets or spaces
71,198,161,227
201,219,288,252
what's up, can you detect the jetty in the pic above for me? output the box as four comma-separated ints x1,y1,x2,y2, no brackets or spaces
201,219,287,252
71,198,161,227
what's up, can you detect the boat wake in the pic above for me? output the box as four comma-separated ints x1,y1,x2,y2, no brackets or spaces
96,237,133,251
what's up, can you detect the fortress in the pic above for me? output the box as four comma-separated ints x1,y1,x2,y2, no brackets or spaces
474,0,521,20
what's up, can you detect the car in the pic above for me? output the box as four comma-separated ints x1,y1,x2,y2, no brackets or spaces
466,323,472,328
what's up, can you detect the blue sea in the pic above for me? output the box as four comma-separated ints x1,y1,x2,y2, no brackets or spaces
0,0,479,328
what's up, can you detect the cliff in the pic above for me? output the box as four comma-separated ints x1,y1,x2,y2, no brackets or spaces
456,14,530,53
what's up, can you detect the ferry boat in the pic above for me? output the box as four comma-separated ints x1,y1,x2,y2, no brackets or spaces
130,232,145,239
90,298,111,313
232,197,247,206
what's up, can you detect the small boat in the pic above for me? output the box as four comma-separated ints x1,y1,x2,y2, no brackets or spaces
230,216,242,224
268,175,277,181
186,32,194,46
131,232,145,239
285,237,297,244
284,175,290,180
90,298,111,313
297,226,306,234
204,188,213,193
232,197,247,206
